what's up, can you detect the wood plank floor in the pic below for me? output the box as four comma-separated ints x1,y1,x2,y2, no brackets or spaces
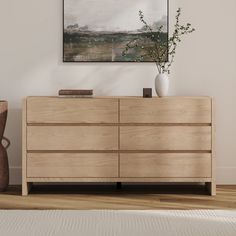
0,184,235,210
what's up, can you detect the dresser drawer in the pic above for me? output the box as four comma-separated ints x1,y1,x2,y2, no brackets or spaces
120,153,211,178
120,98,211,123
27,153,118,178
27,97,118,123
120,126,211,150
27,126,118,150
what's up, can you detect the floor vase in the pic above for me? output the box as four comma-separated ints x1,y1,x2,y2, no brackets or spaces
0,101,10,191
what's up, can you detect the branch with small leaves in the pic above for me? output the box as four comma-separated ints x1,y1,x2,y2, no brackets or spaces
122,8,195,74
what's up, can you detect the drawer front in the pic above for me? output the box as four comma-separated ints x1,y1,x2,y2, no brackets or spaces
120,126,211,151
120,153,212,178
27,97,118,123
120,98,211,123
27,153,118,178
27,126,118,150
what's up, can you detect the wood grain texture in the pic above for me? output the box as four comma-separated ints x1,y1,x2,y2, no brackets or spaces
22,99,31,196
22,99,27,195
23,96,215,196
120,126,211,151
27,97,118,124
27,177,211,183
27,153,118,178
120,153,211,178
1,185,235,210
27,126,118,151
26,177,212,182
120,97,211,123
208,98,216,196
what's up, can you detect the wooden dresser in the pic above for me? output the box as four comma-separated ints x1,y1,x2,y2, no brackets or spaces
22,97,215,195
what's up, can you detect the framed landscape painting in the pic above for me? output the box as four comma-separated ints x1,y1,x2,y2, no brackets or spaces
63,0,168,62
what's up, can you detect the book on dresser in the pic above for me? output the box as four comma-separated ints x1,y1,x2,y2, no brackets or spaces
58,89,93,98
22,96,215,196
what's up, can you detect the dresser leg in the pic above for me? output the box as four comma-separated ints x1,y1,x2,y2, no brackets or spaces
117,182,122,189
22,182,32,196
206,182,216,196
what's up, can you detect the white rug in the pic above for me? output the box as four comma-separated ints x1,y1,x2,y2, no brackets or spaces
0,210,236,236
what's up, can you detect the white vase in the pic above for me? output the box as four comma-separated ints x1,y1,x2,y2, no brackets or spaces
155,73,169,97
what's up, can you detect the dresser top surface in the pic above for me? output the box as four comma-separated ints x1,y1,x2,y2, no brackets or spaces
26,96,212,100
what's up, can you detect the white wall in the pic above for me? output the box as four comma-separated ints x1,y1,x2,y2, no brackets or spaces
0,0,236,184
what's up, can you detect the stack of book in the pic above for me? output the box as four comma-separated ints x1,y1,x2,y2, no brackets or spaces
58,89,93,98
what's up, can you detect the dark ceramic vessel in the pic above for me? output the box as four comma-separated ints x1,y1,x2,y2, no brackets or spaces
0,101,10,191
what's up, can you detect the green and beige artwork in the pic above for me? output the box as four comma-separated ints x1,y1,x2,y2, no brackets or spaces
63,0,168,62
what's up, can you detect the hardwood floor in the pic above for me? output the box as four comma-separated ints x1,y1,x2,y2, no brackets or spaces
0,184,235,210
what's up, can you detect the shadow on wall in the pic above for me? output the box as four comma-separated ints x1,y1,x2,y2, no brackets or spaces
52,63,137,96
0,0,156,185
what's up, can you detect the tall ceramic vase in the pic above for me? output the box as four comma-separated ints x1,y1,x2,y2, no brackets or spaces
0,101,10,191
155,73,169,97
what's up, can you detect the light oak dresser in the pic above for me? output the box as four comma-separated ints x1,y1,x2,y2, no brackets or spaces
22,96,215,195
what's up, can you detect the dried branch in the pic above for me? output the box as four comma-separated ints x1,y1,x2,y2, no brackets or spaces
122,8,195,74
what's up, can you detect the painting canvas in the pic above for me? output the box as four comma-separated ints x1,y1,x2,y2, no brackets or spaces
63,0,168,62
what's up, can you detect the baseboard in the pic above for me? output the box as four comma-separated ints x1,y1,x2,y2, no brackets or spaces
9,167,236,185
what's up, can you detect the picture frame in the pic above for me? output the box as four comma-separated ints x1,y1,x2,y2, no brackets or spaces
63,0,169,62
